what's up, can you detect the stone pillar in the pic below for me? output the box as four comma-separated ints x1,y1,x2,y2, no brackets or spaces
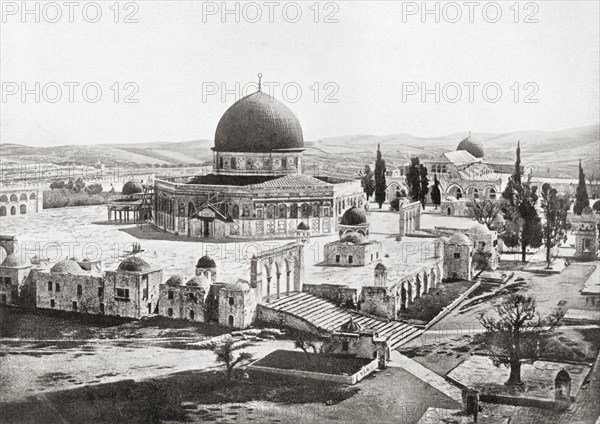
294,243,304,292
276,273,281,298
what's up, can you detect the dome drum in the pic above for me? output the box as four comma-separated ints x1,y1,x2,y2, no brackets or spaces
213,150,303,177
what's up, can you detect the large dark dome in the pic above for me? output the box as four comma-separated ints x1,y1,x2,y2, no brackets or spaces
340,207,367,226
457,135,484,158
214,92,304,153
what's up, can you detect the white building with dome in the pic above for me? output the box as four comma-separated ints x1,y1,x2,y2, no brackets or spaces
152,89,364,239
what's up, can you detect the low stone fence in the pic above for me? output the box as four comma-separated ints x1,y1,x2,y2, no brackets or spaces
302,284,358,309
248,357,379,385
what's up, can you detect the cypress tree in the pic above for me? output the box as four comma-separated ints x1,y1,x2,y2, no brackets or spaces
500,141,543,262
574,159,590,215
430,174,441,209
374,144,387,209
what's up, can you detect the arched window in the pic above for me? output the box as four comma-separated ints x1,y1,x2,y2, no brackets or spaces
232,204,240,219
20,193,27,201
290,203,298,219
29,193,36,200
219,156,224,169
10,206,16,215
0,206,6,216
488,188,497,200
266,204,275,219
442,165,447,173
242,205,250,218
301,203,311,218
468,187,479,199
20,205,26,214
312,203,320,217
10,195,18,202
0,195,7,202
278,204,287,219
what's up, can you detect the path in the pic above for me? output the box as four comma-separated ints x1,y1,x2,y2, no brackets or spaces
388,351,464,404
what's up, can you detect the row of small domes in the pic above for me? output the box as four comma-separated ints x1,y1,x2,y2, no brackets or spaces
165,274,209,287
0,254,218,275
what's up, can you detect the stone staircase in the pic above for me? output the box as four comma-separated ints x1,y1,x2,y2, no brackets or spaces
264,292,423,349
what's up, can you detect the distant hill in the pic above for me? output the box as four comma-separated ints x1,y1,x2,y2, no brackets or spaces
1,124,597,180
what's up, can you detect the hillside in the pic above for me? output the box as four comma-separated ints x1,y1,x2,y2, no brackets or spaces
1,125,597,180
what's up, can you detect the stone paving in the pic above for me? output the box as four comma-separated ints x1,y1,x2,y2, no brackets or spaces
447,355,591,403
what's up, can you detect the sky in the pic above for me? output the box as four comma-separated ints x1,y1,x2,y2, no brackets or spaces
1,0,599,147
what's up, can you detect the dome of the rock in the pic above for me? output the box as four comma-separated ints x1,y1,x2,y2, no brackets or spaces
214,92,304,153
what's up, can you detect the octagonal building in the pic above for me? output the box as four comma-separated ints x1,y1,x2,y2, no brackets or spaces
153,88,364,239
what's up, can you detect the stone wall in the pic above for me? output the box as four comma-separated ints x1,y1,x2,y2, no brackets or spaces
302,283,358,309
0,188,43,217
360,286,395,319
103,269,162,318
218,288,257,329
158,284,206,322
324,332,378,359
444,244,472,280
255,304,328,336
323,241,381,266
34,270,105,314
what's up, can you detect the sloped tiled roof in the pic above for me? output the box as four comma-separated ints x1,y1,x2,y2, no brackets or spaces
437,151,479,166
248,174,331,189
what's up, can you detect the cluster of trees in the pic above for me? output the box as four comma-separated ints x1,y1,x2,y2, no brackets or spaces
362,147,435,211
406,157,429,208
49,177,103,195
499,142,573,267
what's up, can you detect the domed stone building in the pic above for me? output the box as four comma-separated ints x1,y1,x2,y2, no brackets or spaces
153,88,363,239
323,207,382,267
0,252,33,305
